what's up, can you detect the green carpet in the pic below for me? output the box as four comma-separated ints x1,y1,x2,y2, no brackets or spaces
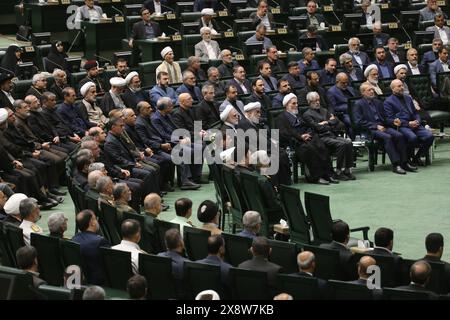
36,138,450,261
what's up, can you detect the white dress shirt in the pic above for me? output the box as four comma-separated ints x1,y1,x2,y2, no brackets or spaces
154,1,162,14
408,62,421,75
438,26,449,45
389,50,400,63
204,40,218,59
2,90,14,105
19,220,43,246
112,240,146,274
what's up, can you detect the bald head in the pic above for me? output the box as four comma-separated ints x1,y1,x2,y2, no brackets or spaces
273,293,293,300
358,256,376,279
143,193,162,215
178,93,193,109
410,261,432,286
390,79,404,96
297,251,315,273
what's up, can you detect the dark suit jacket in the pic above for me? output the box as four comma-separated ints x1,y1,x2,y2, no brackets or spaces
275,111,312,148
386,50,406,64
281,73,306,89
72,231,110,285
73,169,88,191
421,50,438,67
157,250,189,280
151,111,177,143
320,241,355,280
0,91,14,109
172,106,197,136
373,33,390,48
49,83,68,102
303,107,344,137
218,62,238,78
103,132,137,169
122,87,151,110
197,255,232,283
41,107,74,139
27,110,58,142
326,85,357,114
99,92,118,116
345,67,365,82
346,50,370,69
203,80,226,97
353,97,388,131
406,63,426,76
247,92,271,119
175,84,202,102
249,12,274,29
317,69,336,86
300,13,327,27
135,115,164,151
373,60,395,79
299,34,329,51
194,99,220,129
383,94,421,127
143,213,161,254
238,256,282,287
289,271,328,296
143,0,169,14
422,254,450,293
227,78,252,95
298,84,332,111
130,20,162,40
395,283,437,298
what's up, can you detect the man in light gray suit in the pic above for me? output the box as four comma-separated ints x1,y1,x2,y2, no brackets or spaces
194,27,221,62
428,46,449,90
426,14,450,46
75,0,104,24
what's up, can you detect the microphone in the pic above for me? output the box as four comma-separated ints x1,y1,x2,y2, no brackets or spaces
271,21,287,27
327,0,342,24
271,0,281,7
229,45,244,55
167,25,180,34
221,21,233,31
111,6,124,16
15,32,30,42
392,13,412,43
67,30,83,54
219,2,228,10
94,54,112,68
282,40,297,51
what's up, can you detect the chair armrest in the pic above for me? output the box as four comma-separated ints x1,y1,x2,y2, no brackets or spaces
350,226,370,241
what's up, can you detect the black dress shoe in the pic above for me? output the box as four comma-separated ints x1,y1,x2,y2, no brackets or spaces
49,188,67,196
162,204,170,211
336,173,349,181
412,158,426,167
162,183,175,192
393,166,406,174
402,163,417,172
47,193,64,203
180,181,201,190
326,175,340,184
316,178,330,185
344,171,356,180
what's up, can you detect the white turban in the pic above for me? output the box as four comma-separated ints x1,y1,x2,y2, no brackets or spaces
0,108,8,124
364,64,378,78
219,147,235,163
4,193,28,215
80,81,96,96
220,104,234,121
244,102,261,112
161,46,173,58
250,150,270,166
282,93,297,107
394,64,407,75
201,8,214,16
109,77,126,87
125,71,139,85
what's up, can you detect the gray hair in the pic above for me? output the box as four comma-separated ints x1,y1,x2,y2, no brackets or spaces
298,253,315,270
77,148,93,159
187,56,200,67
47,212,67,233
182,70,195,81
80,140,98,151
122,108,135,118
32,73,46,85
207,66,218,77
306,91,319,103
87,170,104,190
335,72,348,82
13,99,26,110
200,26,211,35
201,84,215,95
113,183,128,200
52,68,65,77
339,53,353,65
242,211,262,228
301,47,313,56
88,162,105,173
19,198,39,220
156,97,172,109
82,286,106,300
95,176,113,193
348,37,360,46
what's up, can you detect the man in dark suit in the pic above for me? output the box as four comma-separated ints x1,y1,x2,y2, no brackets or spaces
298,47,320,75
0,72,15,110
16,246,47,288
348,255,376,286
248,78,272,120
326,72,357,131
203,67,226,98
197,235,232,284
238,236,283,288
385,38,406,64
320,220,355,280
74,155,92,190
142,193,163,254
347,37,370,70
217,50,238,78
299,25,329,51
257,61,278,93
249,0,274,30
228,66,252,95
263,45,287,75
396,260,437,298
290,251,328,295
422,233,450,293
282,62,306,90
317,58,337,86
49,69,69,102
340,53,365,82
72,209,111,285
298,71,331,110
428,45,449,89
301,1,327,28
421,38,442,68
122,71,151,110
104,116,160,196
272,79,292,109
353,83,414,174
100,77,127,115
372,22,390,48
195,84,220,130
406,48,426,75
79,60,107,96
157,228,190,280
384,79,434,165
303,91,354,181
371,227,402,258
237,210,261,239
175,71,202,103
373,46,395,79
128,7,162,49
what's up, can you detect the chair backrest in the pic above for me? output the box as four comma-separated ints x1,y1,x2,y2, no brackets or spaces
238,171,270,236
267,107,284,129
60,240,83,275
303,244,343,280
183,261,224,299
0,273,16,300
154,220,180,252
278,185,311,245
401,258,447,294
356,252,397,287
328,279,374,300
181,34,202,58
122,211,154,253
138,253,177,300
12,79,33,100
138,60,162,87
304,192,333,243
382,287,432,300
99,247,133,290
4,224,25,264
277,274,321,300
221,165,246,228
30,233,65,286
0,221,15,267
99,202,122,246
406,74,433,103
183,226,210,261
0,266,35,300
222,232,253,266
267,239,299,274
73,184,86,217
228,267,270,300
37,284,74,300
